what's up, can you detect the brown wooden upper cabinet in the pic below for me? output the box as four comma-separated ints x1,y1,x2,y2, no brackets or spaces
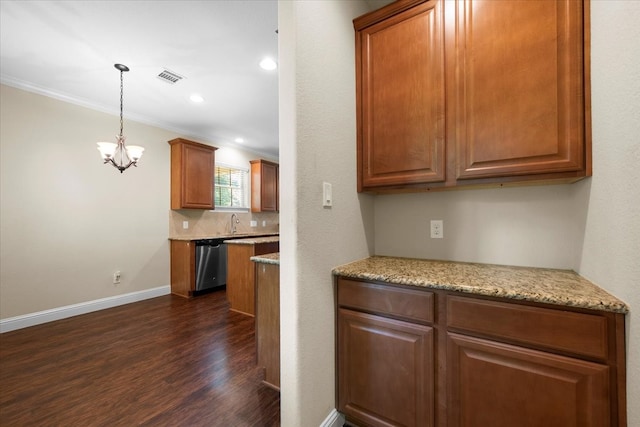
251,159,279,212
354,0,591,193
169,138,217,209
356,0,446,190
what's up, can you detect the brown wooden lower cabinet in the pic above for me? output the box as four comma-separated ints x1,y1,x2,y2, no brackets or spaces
447,333,610,427
338,308,434,427
255,261,280,390
336,277,627,427
170,240,195,298
226,241,279,316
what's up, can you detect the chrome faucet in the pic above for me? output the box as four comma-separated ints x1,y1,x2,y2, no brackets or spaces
231,213,239,234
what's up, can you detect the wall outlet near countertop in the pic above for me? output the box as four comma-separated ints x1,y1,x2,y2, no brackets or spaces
250,220,257,227
430,220,443,239
182,221,189,230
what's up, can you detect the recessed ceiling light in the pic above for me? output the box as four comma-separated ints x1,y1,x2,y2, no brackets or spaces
235,137,245,143
190,94,204,103
259,57,277,71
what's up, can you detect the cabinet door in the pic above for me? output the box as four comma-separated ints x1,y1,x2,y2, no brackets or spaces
447,333,610,427
338,308,434,427
169,138,216,209
181,143,215,208
261,162,278,212
356,0,446,190
251,160,279,212
453,0,587,180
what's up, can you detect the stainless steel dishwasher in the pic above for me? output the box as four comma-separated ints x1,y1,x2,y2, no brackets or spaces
194,238,227,292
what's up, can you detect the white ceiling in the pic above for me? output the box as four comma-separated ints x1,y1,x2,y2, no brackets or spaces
0,0,393,159
0,0,280,158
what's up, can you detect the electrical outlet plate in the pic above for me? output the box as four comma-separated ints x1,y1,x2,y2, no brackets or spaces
113,271,121,284
430,220,443,239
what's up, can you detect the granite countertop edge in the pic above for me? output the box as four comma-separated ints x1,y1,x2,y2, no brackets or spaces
332,256,629,314
251,253,280,265
169,233,279,241
224,236,280,245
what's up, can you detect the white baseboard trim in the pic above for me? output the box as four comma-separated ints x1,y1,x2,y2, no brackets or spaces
320,409,345,427
0,285,171,333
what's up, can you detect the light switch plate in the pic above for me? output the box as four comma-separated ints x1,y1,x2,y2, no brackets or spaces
323,182,332,207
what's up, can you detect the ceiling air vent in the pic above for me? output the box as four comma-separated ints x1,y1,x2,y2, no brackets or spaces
157,69,184,84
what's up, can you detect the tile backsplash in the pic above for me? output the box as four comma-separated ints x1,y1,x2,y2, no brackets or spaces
169,209,279,238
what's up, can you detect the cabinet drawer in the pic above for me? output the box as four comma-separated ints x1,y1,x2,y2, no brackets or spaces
446,295,609,360
338,279,434,324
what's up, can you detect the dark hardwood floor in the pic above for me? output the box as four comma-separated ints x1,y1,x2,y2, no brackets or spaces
0,290,280,426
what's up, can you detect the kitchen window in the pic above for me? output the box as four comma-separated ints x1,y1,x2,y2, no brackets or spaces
214,164,248,210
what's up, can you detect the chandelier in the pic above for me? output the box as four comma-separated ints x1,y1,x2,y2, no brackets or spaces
97,64,144,173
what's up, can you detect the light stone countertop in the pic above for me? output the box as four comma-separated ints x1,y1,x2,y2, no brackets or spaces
332,256,629,314
169,233,279,241
224,236,280,245
250,252,280,265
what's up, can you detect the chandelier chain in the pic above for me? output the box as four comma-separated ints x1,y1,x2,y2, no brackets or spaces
119,69,124,138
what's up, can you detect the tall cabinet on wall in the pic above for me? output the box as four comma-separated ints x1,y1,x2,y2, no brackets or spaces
355,0,446,190
354,0,591,193
250,159,279,212
169,138,217,209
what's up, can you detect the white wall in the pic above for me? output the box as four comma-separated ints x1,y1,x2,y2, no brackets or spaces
0,84,276,323
216,145,278,170
373,2,640,424
375,184,588,269
0,84,174,319
278,1,374,425
579,2,640,423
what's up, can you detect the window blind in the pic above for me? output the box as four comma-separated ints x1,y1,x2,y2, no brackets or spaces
214,165,248,208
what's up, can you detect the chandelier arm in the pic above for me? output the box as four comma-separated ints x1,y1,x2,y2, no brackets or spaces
104,157,135,172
